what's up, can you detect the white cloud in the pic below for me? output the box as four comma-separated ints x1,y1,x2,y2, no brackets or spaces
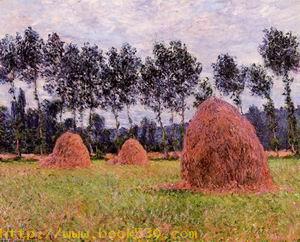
0,0,300,127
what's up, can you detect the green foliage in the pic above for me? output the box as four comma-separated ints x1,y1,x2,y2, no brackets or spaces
94,148,105,160
259,27,300,75
212,54,245,111
263,98,279,151
1,26,300,155
260,27,300,153
193,77,213,108
246,64,279,151
0,106,13,152
102,44,141,132
283,76,299,153
140,41,202,155
11,88,26,156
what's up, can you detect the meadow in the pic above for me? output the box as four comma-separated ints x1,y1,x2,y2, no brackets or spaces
0,157,300,241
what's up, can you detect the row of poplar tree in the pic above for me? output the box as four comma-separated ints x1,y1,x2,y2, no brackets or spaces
0,26,299,157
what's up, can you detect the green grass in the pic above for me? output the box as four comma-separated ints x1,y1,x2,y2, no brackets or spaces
0,158,300,241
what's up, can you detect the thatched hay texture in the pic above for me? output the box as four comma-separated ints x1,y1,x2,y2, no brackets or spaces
40,132,91,168
147,151,181,160
266,149,294,158
109,138,149,165
181,97,274,192
104,153,117,161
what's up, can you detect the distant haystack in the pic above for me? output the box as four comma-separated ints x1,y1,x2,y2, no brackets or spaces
109,138,149,165
40,132,91,168
181,97,274,192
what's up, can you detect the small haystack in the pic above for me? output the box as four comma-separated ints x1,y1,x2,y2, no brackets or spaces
40,132,91,168
181,97,274,193
109,138,149,165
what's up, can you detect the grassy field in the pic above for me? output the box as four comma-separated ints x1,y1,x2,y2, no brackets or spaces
0,158,300,241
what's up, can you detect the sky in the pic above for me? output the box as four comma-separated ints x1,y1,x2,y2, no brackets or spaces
0,0,300,127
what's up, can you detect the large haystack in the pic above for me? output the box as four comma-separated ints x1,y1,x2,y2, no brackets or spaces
109,138,149,165
181,97,274,192
40,132,91,168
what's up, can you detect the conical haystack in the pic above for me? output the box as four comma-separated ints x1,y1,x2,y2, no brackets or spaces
40,132,91,168
109,138,149,165
181,97,274,192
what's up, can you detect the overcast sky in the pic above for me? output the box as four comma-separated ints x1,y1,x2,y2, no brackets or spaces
0,0,300,127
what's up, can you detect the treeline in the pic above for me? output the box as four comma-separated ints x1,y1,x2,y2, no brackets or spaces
0,96,164,155
0,26,300,156
0,27,210,157
247,105,300,150
1,94,299,155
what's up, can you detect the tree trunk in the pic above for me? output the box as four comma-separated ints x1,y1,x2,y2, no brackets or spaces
180,96,185,149
10,80,20,157
16,138,21,158
283,73,298,154
59,109,63,123
234,93,243,114
157,108,168,159
180,108,185,143
126,104,134,137
59,99,64,123
88,107,94,155
112,107,121,152
10,81,17,102
265,96,279,155
170,112,177,152
239,104,243,114
79,109,84,129
33,77,44,155
89,108,93,129
72,108,77,131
